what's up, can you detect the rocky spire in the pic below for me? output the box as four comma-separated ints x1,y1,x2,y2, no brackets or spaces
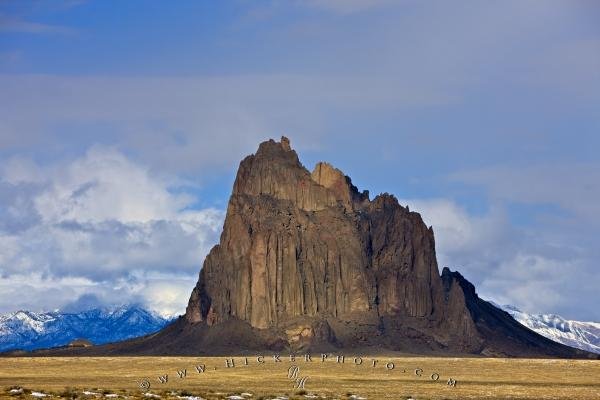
185,137,470,345
178,137,597,358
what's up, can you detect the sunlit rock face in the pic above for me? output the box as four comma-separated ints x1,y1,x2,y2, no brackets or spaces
185,137,477,349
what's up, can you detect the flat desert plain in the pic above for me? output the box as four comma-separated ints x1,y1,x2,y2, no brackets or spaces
0,356,599,399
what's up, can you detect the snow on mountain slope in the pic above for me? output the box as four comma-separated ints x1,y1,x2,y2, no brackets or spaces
0,305,174,352
499,304,600,354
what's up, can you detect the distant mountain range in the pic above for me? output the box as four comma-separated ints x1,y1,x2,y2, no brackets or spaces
0,305,173,352
497,304,600,354
1,302,598,355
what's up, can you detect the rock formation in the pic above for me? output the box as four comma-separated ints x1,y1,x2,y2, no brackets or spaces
27,137,597,358
175,137,593,357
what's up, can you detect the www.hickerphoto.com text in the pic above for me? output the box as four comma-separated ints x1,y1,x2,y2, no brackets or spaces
147,354,458,389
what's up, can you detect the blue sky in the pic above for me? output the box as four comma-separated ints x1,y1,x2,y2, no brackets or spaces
0,0,599,320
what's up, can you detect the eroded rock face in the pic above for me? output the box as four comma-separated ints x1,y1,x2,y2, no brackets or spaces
184,137,478,349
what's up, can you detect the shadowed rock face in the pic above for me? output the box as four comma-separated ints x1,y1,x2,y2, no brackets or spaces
178,137,593,358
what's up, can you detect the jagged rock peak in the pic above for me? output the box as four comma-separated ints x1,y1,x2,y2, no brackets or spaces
280,135,291,151
311,161,345,189
311,162,369,210
233,137,368,212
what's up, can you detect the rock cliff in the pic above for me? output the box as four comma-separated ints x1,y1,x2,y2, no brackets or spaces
176,137,593,357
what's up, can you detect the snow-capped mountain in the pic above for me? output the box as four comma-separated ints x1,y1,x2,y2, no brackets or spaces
498,304,600,354
0,305,174,352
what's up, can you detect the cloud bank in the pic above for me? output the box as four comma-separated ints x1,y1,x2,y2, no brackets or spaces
0,148,223,317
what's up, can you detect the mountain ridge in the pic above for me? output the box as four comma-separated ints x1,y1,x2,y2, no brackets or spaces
496,304,600,354
0,305,172,352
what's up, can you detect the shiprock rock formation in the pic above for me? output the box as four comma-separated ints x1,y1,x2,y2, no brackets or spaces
25,137,597,358
175,137,591,357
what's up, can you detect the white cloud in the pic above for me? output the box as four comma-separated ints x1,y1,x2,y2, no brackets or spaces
140,278,198,318
0,148,223,316
32,147,191,223
480,253,572,312
400,198,513,274
0,272,97,314
2,156,44,185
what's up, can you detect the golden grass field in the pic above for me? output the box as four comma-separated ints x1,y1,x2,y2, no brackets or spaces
0,356,599,400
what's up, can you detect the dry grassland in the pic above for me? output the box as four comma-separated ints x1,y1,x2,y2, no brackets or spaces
0,356,598,399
